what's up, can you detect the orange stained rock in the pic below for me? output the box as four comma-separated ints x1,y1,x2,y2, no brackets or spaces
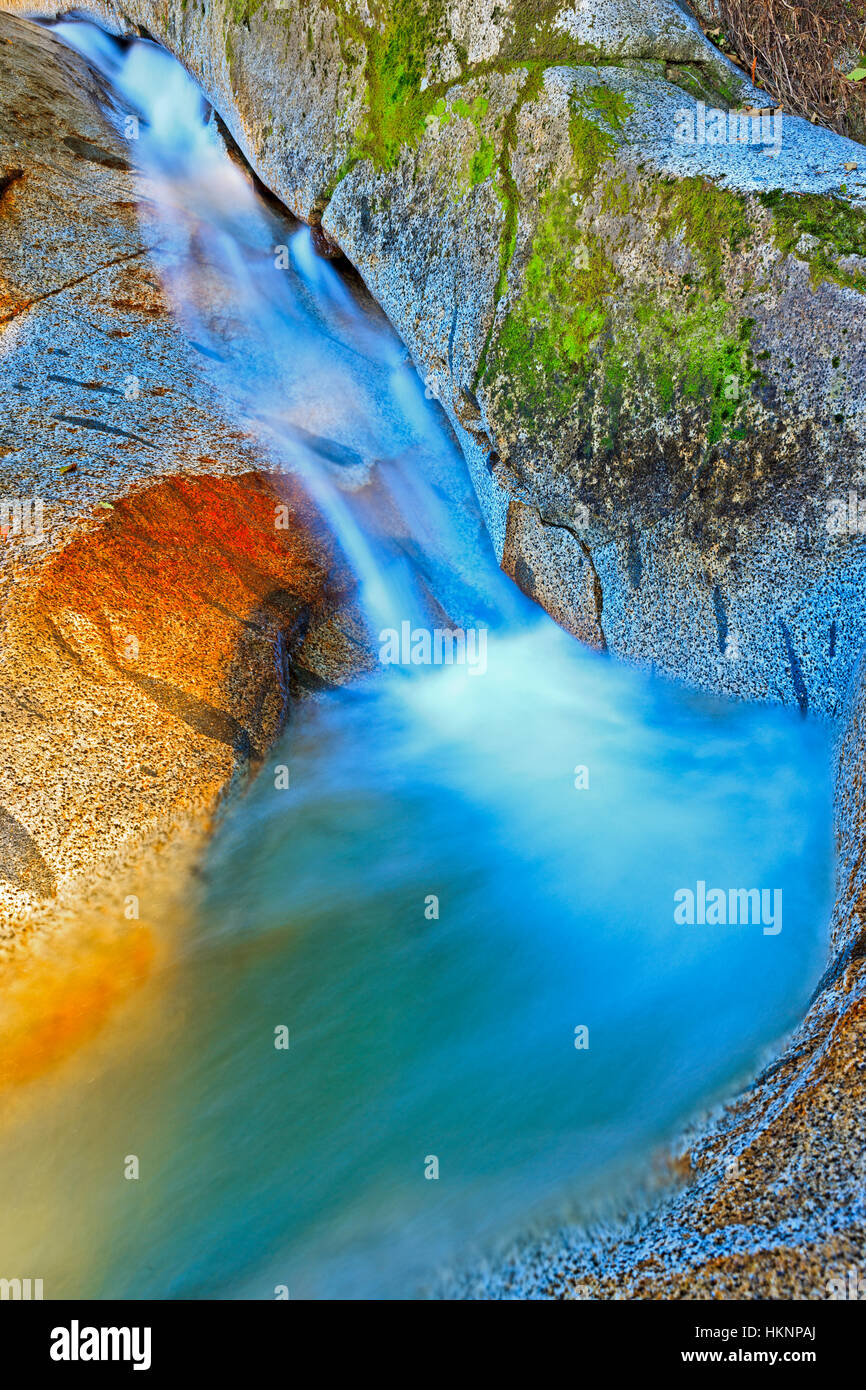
38,470,344,700
0,924,157,1090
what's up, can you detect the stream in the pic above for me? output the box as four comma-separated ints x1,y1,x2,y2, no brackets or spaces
0,20,833,1299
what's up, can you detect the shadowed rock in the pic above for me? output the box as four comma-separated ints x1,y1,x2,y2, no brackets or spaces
0,807,56,898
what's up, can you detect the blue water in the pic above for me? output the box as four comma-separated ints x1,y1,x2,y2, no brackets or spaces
0,21,832,1299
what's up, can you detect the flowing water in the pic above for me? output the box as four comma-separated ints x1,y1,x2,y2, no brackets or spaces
0,21,833,1299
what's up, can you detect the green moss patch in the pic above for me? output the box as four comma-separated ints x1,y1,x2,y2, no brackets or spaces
657,176,751,294
481,84,631,411
485,96,764,451
759,190,866,294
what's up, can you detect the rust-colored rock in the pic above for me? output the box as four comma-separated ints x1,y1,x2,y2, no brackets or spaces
0,468,365,944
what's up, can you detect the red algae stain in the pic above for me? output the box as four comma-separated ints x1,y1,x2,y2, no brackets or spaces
36,470,347,707
47,471,338,619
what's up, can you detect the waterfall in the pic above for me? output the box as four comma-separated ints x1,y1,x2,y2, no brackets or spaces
0,20,832,1299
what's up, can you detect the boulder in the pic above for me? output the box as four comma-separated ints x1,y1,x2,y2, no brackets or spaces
0,11,363,947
